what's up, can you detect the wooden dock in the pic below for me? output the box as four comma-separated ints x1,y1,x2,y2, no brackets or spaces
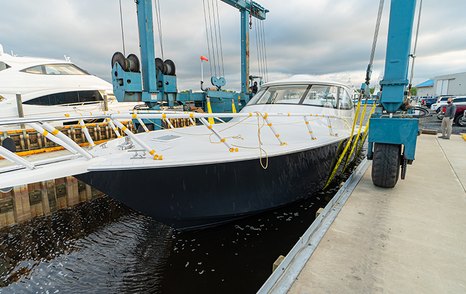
260,134,466,293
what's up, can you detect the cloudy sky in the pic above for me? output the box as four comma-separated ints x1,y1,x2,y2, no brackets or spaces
1,0,466,91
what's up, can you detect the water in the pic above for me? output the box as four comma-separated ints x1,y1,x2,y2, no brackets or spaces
0,154,362,294
0,160,363,294
0,187,342,294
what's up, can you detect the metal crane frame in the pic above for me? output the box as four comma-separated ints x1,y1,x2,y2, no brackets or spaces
367,0,420,188
111,0,268,116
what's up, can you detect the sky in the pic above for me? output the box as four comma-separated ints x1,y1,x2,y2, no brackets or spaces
1,0,466,91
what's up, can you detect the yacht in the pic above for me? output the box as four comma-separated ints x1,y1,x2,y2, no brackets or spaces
0,79,357,230
0,45,141,128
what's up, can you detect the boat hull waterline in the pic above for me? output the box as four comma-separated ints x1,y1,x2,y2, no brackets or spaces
77,141,342,230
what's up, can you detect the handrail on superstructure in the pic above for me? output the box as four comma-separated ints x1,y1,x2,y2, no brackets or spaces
0,111,350,167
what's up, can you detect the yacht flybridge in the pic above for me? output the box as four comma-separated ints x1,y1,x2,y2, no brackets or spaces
0,46,141,128
0,79,358,230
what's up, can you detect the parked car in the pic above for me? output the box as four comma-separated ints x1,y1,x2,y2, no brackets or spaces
439,97,466,126
431,95,455,112
420,96,437,108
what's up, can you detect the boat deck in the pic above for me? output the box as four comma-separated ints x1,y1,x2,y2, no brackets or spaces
266,134,466,293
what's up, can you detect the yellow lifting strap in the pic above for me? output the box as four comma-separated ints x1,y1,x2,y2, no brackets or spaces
355,102,377,156
323,98,363,190
231,99,237,114
206,97,215,125
342,99,374,171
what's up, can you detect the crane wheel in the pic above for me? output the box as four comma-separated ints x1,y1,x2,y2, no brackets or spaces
371,143,401,188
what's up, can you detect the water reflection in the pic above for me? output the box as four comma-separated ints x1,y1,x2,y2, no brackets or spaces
0,181,344,293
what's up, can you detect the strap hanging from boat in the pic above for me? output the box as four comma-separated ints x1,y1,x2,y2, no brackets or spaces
154,0,165,60
408,0,424,95
323,99,363,190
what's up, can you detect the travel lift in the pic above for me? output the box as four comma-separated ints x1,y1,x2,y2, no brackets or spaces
112,0,420,189
111,0,268,129
367,0,421,188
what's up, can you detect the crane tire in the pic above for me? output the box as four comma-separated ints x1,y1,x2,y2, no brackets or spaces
371,143,401,188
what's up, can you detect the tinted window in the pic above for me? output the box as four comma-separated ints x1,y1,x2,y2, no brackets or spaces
23,90,102,105
248,85,310,105
454,98,466,103
21,64,88,75
23,65,44,74
0,62,10,71
248,84,353,109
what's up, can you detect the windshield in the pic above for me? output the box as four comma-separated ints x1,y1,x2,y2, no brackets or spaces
248,84,353,109
21,64,88,75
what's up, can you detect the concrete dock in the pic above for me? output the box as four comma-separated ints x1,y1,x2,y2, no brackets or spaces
263,134,466,293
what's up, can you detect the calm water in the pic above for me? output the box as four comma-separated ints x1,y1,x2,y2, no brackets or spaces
0,182,346,293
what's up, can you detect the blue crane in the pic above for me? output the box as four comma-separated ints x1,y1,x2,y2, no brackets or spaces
111,0,268,127
367,0,420,188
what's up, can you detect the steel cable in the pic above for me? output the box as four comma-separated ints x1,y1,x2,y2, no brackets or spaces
118,0,126,56
409,0,424,89
202,0,213,77
206,0,217,76
261,20,269,82
365,0,385,86
253,18,263,80
214,0,225,77
154,0,165,59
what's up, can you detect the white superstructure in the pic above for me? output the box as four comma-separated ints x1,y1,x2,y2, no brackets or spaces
0,47,141,127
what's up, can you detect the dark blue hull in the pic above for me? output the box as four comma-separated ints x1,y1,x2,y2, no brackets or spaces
77,141,342,230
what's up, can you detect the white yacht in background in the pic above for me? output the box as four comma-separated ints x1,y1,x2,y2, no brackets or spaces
0,44,141,128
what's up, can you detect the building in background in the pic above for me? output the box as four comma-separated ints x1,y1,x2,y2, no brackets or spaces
434,72,466,96
415,79,434,97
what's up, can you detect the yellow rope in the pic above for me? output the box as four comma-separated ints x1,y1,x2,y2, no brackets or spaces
256,113,269,169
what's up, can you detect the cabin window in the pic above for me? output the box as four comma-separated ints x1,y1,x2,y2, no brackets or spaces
23,90,103,106
22,64,88,75
248,84,353,110
248,85,311,105
0,62,10,71
23,65,44,74
454,97,466,103
337,87,353,110
301,85,338,108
